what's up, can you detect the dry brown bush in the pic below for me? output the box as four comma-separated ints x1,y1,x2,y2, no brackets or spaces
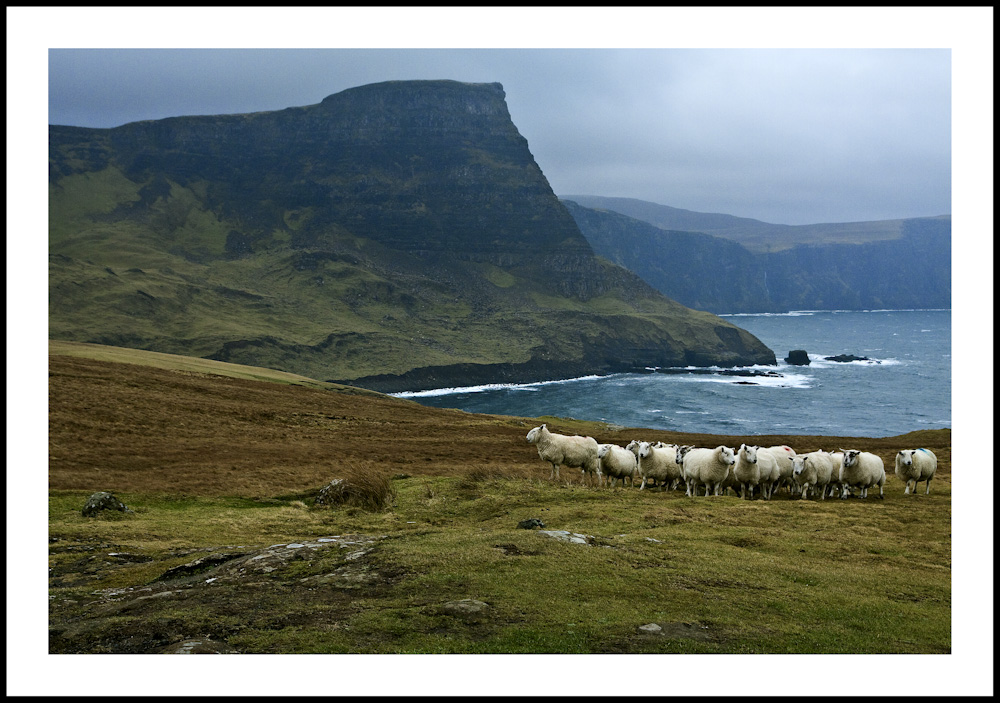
314,461,396,511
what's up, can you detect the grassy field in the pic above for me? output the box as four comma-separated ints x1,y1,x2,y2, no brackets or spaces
37,340,977,693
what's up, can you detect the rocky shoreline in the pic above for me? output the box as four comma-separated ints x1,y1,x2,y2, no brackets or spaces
332,359,783,394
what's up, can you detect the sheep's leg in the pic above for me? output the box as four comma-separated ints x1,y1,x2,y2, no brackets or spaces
924,480,931,495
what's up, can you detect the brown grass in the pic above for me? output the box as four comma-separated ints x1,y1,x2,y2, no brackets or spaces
314,460,397,511
48,351,952,498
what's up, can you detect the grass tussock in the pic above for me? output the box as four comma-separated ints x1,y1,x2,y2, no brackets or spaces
314,461,396,512
460,463,534,486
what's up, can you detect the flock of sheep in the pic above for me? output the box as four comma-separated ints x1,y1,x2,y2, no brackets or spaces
525,423,938,500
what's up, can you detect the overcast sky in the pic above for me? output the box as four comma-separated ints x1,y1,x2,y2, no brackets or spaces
36,10,984,226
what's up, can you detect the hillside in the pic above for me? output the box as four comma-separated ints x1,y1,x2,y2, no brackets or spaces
562,194,948,254
563,200,951,313
46,343,952,656
49,80,775,392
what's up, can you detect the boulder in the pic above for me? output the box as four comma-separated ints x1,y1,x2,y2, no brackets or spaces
517,518,545,529
784,349,810,365
440,599,490,621
81,492,132,517
314,479,347,506
159,638,239,654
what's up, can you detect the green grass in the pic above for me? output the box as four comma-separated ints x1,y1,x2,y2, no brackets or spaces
48,469,951,655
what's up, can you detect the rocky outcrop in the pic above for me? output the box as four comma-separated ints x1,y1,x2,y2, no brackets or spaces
784,350,811,365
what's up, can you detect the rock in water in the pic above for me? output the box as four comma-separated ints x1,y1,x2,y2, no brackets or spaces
784,349,810,365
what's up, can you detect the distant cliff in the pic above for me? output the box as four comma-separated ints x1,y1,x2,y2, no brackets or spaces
563,199,950,314
49,80,775,390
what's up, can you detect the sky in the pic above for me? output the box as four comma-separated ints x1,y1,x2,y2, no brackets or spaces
45,47,954,226
9,6,995,697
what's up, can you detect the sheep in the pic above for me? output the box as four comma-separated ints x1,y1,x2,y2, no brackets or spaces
732,444,780,500
598,443,639,489
636,442,682,491
675,444,699,496
732,444,764,499
680,445,736,496
838,449,886,499
824,451,845,497
764,445,797,495
895,448,938,495
790,451,836,500
526,424,601,486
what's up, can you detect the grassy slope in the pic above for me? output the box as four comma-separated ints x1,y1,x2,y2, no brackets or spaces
48,343,951,656
49,165,775,384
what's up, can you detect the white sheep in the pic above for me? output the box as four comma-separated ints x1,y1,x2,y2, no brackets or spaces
526,424,601,486
764,445,797,495
732,444,764,500
731,444,780,500
636,442,682,491
598,443,639,489
895,448,938,495
680,445,736,496
838,449,886,499
791,451,836,500
824,451,845,497
675,444,698,496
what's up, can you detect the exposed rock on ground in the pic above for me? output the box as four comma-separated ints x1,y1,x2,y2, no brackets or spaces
81,492,132,517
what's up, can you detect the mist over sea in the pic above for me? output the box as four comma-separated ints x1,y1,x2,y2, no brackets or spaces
393,310,952,438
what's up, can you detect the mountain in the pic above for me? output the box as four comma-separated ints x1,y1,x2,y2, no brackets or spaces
562,198,951,313
49,80,775,392
562,195,947,255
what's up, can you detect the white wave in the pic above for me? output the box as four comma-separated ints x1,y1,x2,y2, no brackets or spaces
805,353,902,368
390,374,607,398
721,308,950,317
718,311,815,317
699,374,812,389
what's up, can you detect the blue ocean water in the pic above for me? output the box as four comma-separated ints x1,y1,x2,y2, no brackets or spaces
394,310,952,438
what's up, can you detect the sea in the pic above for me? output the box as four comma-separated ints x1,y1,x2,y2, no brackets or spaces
392,309,952,438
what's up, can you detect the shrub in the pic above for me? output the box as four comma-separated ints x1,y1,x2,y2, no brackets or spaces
314,461,396,511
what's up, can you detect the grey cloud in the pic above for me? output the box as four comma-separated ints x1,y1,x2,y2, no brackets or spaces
48,47,952,226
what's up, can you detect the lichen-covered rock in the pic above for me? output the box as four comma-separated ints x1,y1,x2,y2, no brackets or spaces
158,638,239,654
517,518,545,529
81,492,132,517
440,599,490,621
314,479,347,506
538,530,593,545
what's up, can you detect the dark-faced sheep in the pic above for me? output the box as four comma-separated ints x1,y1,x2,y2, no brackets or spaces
839,449,885,499
895,448,937,495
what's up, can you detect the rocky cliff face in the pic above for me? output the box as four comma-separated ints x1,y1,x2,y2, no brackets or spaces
565,200,951,314
49,80,775,386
